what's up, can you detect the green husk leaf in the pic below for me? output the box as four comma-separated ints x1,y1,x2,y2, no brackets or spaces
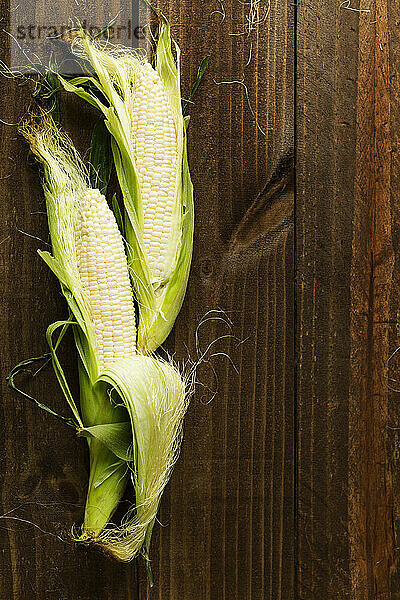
106,116,143,226
143,554,154,588
155,18,181,117
78,422,133,462
111,193,124,237
93,17,118,40
33,64,61,123
92,354,187,561
89,118,112,195
83,441,128,533
46,319,83,427
77,362,130,536
6,355,78,428
37,250,97,381
58,75,108,114
92,459,126,489
183,55,210,115
38,248,69,283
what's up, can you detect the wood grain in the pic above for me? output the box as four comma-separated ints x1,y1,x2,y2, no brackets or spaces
297,0,400,598
0,0,295,599
139,1,295,598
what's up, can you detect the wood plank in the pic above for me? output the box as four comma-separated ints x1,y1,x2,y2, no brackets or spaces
139,1,295,598
297,1,400,597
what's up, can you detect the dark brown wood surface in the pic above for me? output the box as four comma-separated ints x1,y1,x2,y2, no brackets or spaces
297,1,400,598
2,0,400,599
0,0,295,599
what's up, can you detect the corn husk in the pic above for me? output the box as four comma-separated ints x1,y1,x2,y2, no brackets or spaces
59,18,194,354
21,118,131,536
21,116,189,566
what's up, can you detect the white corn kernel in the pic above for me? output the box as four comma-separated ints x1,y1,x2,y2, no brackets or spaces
130,62,179,281
75,189,137,369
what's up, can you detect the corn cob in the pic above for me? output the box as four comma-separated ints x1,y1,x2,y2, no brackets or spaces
21,112,189,564
76,188,137,369
130,61,179,282
61,18,194,354
21,117,135,536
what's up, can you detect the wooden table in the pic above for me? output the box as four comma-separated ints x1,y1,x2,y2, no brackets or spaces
0,0,399,598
